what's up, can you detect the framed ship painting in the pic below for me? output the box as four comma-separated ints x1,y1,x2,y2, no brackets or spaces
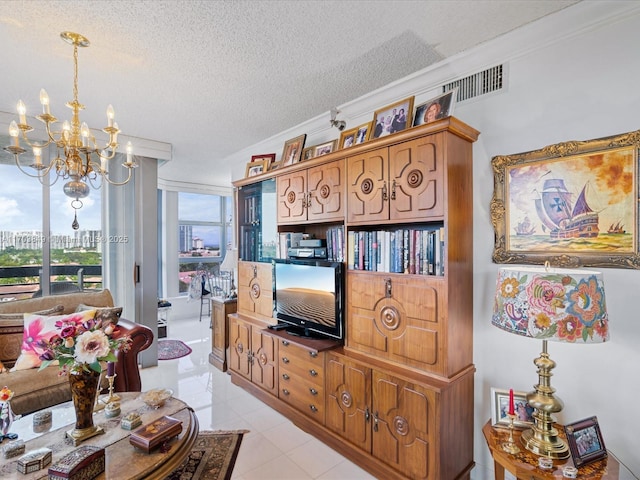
490,129,640,269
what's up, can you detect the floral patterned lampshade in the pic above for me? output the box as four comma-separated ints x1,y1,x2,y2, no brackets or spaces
492,265,609,344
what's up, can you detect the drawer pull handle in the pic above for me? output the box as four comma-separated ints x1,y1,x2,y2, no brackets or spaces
282,389,289,396
282,373,290,380
282,357,290,364
309,351,318,358
309,405,318,413
282,340,290,346
309,388,318,396
309,369,318,377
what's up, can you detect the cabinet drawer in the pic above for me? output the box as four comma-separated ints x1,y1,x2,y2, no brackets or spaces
279,372,325,421
278,356,324,383
279,340,324,364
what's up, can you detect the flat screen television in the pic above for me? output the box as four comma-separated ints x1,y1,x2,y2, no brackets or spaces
272,258,344,340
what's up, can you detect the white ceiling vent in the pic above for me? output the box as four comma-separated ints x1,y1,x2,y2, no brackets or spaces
443,64,505,102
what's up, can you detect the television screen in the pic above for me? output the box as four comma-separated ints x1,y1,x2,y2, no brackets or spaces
272,259,344,340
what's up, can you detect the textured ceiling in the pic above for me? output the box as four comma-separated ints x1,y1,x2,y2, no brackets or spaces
0,0,578,187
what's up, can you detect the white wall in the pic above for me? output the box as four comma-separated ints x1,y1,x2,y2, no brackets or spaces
224,2,640,476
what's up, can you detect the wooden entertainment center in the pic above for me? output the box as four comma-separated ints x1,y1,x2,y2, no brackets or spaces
229,117,479,479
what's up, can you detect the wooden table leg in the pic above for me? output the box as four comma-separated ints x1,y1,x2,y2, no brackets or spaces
493,459,506,480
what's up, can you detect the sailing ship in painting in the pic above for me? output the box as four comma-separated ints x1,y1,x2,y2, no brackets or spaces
607,221,625,234
514,216,535,236
534,178,599,239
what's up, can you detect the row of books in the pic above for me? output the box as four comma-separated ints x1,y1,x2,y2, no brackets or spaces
325,226,345,262
347,227,445,275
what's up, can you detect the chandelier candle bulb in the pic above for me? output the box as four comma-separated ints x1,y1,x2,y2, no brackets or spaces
125,141,133,165
9,121,20,147
17,100,26,124
106,104,114,127
33,147,42,167
100,154,107,172
81,122,90,147
40,89,50,114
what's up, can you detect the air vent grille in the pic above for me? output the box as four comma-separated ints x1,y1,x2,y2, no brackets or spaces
443,64,504,102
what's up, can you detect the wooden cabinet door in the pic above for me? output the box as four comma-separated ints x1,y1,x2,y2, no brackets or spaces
325,353,372,452
346,272,443,375
277,170,307,223
229,316,251,380
307,160,345,222
389,134,444,221
347,148,389,223
250,326,278,395
372,371,436,480
237,261,273,317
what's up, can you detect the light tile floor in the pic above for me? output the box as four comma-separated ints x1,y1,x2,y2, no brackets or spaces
139,315,378,480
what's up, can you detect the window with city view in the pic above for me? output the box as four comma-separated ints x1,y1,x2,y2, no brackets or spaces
0,160,103,301
178,192,233,294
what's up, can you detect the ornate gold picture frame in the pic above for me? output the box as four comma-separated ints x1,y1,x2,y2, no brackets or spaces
491,129,640,269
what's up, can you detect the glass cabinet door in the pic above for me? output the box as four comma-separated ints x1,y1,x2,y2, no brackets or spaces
238,178,277,262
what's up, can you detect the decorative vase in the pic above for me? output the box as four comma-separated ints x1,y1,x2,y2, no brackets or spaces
0,400,19,441
66,367,105,445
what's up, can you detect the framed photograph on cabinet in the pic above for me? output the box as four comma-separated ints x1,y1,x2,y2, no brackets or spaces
339,127,358,150
565,416,607,467
370,96,414,140
302,146,314,161
251,153,276,169
314,139,338,157
245,159,267,178
490,128,640,269
413,88,458,127
490,388,533,429
281,134,306,167
355,121,372,145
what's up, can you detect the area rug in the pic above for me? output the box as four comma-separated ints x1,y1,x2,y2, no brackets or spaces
166,430,248,480
158,339,193,360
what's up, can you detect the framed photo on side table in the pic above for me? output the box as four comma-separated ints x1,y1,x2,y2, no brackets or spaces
565,416,607,467
281,134,306,167
413,88,457,127
370,96,414,140
490,387,534,429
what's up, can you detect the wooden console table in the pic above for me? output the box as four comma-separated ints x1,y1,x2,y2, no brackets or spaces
0,392,198,479
209,296,237,371
482,420,631,480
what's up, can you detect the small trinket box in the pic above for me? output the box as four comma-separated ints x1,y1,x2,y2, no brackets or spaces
33,409,53,433
121,412,142,430
17,447,52,474
48,445,105,480
104,401,121,418
129,415,182,453
2,439,25,459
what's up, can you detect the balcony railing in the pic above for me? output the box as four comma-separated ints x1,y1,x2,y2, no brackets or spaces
0,265,102,301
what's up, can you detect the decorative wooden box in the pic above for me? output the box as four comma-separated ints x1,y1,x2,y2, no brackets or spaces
17,447,52,474
48,446,105,480
129,415,182,454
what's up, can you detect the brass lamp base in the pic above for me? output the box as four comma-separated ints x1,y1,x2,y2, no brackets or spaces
522,340,570,460
66,425,104,446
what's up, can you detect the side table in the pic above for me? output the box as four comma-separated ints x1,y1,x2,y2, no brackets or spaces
482,420,630,480
209,296,237,372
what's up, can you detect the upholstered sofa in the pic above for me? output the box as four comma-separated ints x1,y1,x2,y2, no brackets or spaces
0,289,153,415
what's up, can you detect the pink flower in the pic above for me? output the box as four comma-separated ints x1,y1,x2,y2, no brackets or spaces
23,318,54,353
74,330,111,364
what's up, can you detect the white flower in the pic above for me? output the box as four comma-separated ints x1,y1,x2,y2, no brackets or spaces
74,330,111,364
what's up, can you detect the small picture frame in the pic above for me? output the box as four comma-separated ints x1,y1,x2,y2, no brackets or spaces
490,388,534,429
339,127,358,150
245,159,267,178
251,153,276,169
281,134,307,167
565,416,607,467
355,121,372,145
370,96,414,140
314,139,338,158
413,88,457,127
302,146,314,161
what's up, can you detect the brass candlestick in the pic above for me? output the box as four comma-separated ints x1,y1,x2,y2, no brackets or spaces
502,413,520,454
100,374,121,404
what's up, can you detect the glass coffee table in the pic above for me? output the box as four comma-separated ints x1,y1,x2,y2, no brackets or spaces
0,392,198,479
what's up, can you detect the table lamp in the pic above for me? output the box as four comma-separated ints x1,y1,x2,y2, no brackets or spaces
220,248,238,298
492,263,609,459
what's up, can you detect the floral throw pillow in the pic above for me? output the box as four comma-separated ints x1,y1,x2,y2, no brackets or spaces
10,310,97,372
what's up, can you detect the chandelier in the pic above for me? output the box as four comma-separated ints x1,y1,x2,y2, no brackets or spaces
3,31,136,230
